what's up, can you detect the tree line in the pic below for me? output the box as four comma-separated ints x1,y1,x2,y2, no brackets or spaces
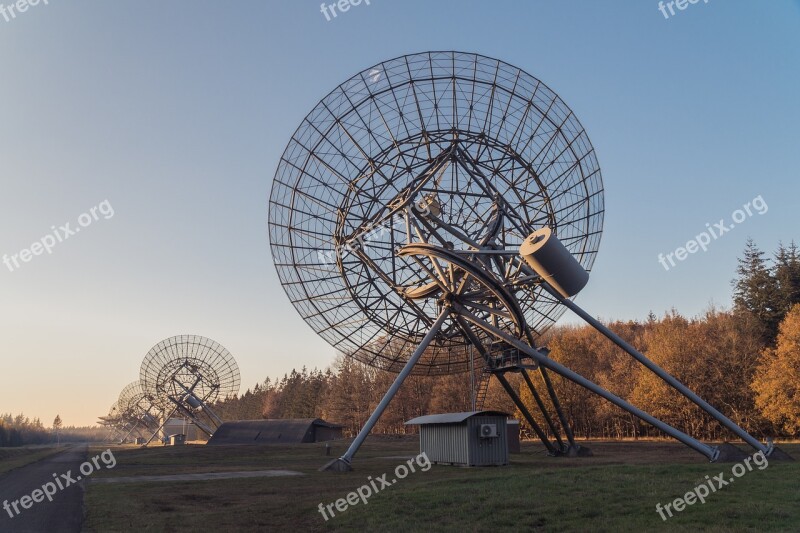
0,414,47,447
0,414,108,448
212,240,800,443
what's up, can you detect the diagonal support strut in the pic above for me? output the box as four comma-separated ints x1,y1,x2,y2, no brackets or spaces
321,306,452,471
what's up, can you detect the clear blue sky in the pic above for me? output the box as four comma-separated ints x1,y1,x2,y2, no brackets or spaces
1,0,798,426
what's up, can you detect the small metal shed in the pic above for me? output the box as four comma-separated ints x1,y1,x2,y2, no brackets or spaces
405,411,509,466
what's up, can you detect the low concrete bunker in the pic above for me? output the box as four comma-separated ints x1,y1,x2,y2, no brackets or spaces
206,418,343,445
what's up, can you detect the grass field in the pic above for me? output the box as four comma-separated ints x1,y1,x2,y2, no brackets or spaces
83,438,799,532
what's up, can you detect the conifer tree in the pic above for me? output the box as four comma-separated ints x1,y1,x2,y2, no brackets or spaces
732,239,782,343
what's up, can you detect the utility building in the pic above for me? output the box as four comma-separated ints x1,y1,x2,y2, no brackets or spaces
405,411,510,467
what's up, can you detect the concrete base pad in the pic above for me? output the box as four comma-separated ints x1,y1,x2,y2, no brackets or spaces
767,446,795,461
320,458,353,472
713,442,751,462
565,444,593,457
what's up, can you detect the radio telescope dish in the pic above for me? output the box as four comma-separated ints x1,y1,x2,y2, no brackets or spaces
269,51,781,469
98,402,121,426
116,380,162,443
270,51,603,375
98,402,125,444
140,335,240,438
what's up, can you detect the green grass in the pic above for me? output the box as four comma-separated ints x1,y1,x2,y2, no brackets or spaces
83,439,800,532
0,445,64,475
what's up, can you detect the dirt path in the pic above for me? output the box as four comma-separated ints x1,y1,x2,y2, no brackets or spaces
0,445,87,533
91,469,303,484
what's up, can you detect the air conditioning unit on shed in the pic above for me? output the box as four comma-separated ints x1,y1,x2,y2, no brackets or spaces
479,423,498,438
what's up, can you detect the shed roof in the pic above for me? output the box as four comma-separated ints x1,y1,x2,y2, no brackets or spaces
405,411,510,425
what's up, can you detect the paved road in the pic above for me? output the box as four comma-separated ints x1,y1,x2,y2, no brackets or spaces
0,446,87,533
91,468,303,484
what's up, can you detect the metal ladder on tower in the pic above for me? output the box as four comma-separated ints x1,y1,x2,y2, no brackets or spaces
474,368,493,411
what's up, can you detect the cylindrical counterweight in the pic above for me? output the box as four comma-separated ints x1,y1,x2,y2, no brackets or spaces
519,227,589,298
184,393,203,410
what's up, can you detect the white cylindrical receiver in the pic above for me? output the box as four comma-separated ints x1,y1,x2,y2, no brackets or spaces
184,394,203,410
519,227,589,298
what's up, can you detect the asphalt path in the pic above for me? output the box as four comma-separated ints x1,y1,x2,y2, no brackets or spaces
91,468,303,484
0,446,87,533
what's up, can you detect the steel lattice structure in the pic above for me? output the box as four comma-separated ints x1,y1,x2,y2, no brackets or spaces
116,380,162,439
269,51,784,469
98,402,125,443
139,335,240,438
270,51,603,375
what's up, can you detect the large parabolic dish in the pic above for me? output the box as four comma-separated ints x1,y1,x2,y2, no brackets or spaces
139,334,240,436
270,51,784,468
269,51,604,375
